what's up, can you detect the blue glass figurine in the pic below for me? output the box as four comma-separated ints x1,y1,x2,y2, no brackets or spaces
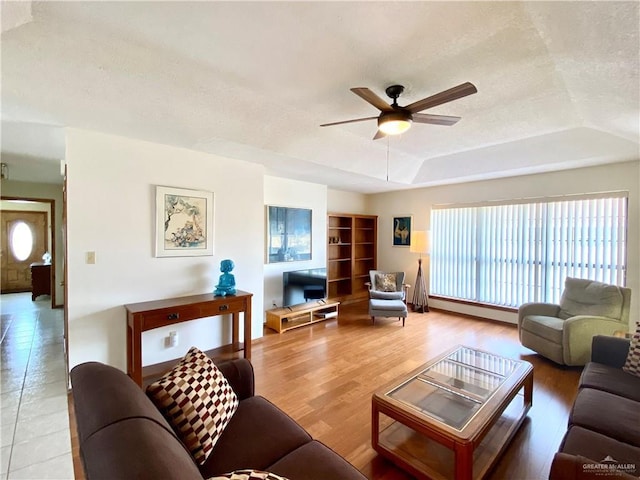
214,259,237,297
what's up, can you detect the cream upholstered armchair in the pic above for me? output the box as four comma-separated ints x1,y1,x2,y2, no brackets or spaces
518,277,632,366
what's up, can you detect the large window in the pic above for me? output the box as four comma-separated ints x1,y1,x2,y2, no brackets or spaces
430,192,628,308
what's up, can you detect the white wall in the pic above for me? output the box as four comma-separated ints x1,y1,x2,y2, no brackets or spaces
263,176,327,311
327,188,369,215
65,129,265,371
0,181,65,306
370,161,640,329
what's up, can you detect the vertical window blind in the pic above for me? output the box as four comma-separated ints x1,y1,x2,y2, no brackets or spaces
430,193,628,307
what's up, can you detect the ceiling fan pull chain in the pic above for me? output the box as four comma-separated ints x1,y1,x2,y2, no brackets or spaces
386,136,390,182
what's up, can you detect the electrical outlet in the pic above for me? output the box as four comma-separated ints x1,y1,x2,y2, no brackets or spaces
272,300,278,308
86,251,96,264
164,332,177,348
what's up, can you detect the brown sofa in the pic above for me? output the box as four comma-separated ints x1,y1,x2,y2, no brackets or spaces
71,359,367,480
549,335,640,479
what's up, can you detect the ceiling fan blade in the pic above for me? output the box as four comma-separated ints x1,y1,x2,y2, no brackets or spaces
373,130,386,140
351,88,394,112
413,113,461,126
405,82,477,114
320,116,379,127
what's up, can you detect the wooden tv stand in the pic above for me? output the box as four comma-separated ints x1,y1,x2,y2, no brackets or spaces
266,300,339,333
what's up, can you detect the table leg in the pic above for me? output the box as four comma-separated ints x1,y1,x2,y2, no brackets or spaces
524,369,534,407
232,312,239,351
126,322,132,376
129,320,142,387
244,299,252,359
454,442,473,480
371,400,380,450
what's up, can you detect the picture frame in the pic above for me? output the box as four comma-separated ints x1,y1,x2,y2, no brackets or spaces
155,186,214,257
392,215,412,247
266,206,312,263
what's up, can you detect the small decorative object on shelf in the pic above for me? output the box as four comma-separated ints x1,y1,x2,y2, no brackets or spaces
214,259,237,297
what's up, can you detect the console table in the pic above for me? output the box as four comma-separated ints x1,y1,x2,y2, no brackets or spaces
125,291,253,387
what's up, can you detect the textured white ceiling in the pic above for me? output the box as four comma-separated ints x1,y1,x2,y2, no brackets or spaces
1,1,638,192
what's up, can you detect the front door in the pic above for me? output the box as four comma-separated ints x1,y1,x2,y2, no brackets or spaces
0,210,48,293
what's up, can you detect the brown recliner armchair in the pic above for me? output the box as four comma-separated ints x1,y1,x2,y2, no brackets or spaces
517,277,632,366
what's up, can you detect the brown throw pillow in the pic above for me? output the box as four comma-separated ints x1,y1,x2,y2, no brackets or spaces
375,273,397,292
146,346,239,464
623,324,640,378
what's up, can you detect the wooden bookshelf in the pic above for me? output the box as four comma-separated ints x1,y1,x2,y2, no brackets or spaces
327,213,377,304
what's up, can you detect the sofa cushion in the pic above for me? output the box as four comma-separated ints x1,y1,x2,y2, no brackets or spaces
375,273,397,292
208,470,289,480
370,299,407,313
569,389,640,447
521,315,564,343
369,290,404,301
267,440,367,480
199,396,312,478
579,362,640,402
559,277,623,320
559,426,640,477
147,347,239,465
622,323,640,378
80,417,203,480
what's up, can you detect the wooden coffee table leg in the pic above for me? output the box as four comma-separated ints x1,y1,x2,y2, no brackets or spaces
524,369,534,407
455,442,473,480
371,400,380,449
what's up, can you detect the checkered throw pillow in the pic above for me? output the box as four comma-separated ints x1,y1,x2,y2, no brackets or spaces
146,346,239,464
623,324,640,377
208,470,289,480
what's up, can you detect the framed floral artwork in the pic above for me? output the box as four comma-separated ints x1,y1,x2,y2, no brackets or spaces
392,215,412,247
155,186,214,257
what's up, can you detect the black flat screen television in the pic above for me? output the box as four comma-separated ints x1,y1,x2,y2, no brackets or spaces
283,268,327,307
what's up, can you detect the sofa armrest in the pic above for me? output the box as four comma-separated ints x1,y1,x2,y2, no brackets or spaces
517,302,560,328
591,335,631,368
549,452,586,480
550,452,637,480
216,358,255,401
562,316,627,366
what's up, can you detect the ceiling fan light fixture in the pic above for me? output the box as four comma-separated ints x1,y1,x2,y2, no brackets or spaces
378,111,412,135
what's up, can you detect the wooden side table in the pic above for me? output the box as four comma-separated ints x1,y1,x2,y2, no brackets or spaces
125,291,253,387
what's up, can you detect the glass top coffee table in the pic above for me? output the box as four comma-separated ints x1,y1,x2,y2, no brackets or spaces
372,345,533,480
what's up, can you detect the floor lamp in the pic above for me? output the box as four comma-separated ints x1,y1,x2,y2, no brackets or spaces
409,230,430,313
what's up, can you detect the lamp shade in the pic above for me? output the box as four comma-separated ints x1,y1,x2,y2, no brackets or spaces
409,230,430,255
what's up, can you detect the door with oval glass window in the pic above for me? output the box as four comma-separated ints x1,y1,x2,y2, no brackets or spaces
1,211,48,293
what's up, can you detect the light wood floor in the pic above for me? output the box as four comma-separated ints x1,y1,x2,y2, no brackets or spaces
71,302,583,480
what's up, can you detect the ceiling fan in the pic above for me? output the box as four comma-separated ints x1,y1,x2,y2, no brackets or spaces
320,82,477,139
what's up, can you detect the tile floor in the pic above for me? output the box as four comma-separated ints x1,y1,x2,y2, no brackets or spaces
1,293,75,479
